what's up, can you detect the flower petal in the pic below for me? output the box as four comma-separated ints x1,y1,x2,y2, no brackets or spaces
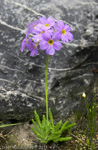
26,28,33,37
30,50,38,56
39,16,47,24
64,24,71,32
57,20,64,28
39,40,47,46
66,32,73,41
53,41,62,50
27,22,34,28
40,42,48,50
46,46,55,55
26,39,35,51
52,32,61,41
21,39,27,52
61,34,69,43
42,31,51,41
33,34,42,42
61,35,69,43
47,17,54,23
47,17,55,26
26,43,33,51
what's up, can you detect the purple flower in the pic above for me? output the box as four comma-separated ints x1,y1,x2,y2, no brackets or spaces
32,27,45,43
38,16,55,30
33,26,53,43
21,16,73,56
25,28,33,38
26,19,40,37
55,21,73,43
21,38,38,56
26,39,38,56
27,19,40,30
21,38,28,52
39,31,62,55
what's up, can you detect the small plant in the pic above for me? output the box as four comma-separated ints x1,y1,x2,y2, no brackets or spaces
21,16,75,144
82,93,96,150
32,108,75,143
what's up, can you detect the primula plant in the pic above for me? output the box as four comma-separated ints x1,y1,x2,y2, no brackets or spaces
21,16,75,144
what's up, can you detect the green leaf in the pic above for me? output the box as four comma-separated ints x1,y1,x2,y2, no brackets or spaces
34,110,42,128
58,137,72,142
32,119,41,132
63,122,76,130
60,121,69,133
45,120,51,136
37,138,47,144
47,133,60,141
32,126,43,139
49,108,54,127
54,120,62,132
42,115,50,133
0,123,21,128
42,115,46,127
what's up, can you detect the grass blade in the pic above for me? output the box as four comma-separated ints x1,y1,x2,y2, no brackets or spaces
0,123,21,128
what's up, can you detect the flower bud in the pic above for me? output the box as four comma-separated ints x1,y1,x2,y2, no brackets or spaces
82,92,86,98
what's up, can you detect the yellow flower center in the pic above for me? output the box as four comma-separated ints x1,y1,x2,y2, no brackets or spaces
45,23,49,27
26,39,29,44
48,39,54,45
62,29,66,35
40,31,44,36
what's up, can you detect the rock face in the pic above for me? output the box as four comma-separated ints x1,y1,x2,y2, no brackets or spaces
0,0,98,121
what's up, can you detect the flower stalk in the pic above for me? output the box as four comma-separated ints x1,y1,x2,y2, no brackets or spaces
45,55,49,121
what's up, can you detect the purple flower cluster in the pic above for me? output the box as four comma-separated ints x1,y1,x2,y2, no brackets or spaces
21,16,73,56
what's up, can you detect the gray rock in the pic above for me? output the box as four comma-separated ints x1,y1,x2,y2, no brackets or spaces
0,0,98,121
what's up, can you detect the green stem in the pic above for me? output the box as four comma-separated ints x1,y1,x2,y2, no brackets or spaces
45,55,49,121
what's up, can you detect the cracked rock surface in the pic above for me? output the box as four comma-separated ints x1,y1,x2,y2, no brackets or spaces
0,0,98,121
